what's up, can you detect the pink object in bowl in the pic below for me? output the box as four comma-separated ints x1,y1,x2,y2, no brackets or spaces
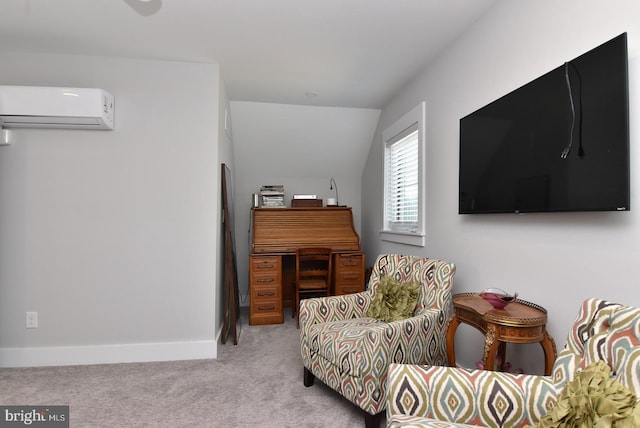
479,288,518,309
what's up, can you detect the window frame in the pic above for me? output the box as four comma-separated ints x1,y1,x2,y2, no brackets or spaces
380,102,426,247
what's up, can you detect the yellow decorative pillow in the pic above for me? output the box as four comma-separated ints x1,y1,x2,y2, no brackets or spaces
366,275,420,322
531,360,640,428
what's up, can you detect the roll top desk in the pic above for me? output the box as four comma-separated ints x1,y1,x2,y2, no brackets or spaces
249,207,365,325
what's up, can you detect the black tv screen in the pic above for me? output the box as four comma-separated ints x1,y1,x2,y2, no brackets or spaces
459,33,629,214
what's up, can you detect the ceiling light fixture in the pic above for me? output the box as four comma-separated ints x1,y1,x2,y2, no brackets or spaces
122,0,162,16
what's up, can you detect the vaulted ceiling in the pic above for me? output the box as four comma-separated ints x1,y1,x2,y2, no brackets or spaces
1,0,497,109
1,0,498,182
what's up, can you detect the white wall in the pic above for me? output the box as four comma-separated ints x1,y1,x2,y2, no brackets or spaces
230,101,379,305
0,53,221,367
362,0,640,373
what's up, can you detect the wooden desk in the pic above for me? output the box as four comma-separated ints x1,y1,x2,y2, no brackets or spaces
249,207,365,325
446,293,557,375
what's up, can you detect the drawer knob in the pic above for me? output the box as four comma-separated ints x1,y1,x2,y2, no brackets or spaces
258,291,275,297
257,278,274,283
258,305,276,311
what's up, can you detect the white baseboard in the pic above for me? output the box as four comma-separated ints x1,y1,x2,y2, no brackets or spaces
0,340,218,368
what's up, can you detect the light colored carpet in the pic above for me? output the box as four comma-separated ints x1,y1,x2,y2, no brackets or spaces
0,308,378,427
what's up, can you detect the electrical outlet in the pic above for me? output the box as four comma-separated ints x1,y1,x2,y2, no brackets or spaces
26,311,38,329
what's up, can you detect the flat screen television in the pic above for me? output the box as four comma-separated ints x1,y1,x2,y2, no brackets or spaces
459,33,629,214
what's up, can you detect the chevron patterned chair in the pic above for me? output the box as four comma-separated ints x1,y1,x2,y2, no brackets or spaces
386,298,640,427
299,254,456,428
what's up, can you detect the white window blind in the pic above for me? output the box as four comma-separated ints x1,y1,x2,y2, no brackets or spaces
381,101,425,246
385,129,419,232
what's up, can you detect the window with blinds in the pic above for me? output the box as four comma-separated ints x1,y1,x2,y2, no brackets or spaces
385,129,418,231
381,102,425,246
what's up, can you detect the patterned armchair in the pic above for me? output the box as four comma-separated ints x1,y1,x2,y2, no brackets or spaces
386,298,640,427
299,254,456,428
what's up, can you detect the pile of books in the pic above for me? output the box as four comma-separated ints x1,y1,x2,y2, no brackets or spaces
260,185,285,207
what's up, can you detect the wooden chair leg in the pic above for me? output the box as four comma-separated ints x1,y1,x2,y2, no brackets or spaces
292,283,298,319
303,367,315,387
364,410,383,428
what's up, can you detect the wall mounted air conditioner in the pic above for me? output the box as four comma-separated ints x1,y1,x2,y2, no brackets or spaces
0,85,115,130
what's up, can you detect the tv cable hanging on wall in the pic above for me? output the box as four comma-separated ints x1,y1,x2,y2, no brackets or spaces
561,61,584,159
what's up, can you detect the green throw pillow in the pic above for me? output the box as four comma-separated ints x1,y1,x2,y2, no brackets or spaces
530,360,640,428
366,275,420,322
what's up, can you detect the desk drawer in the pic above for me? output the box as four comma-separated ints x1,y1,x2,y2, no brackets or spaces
251,271,279,287
250,298,283,325
335,253,363,269
334,253,365,295
249,254,283,325
251,255,280,273
335,284,363,295
250,255,281,289
251,282,281,301
335,269,363,284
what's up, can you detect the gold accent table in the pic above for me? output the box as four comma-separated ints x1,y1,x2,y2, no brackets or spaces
446,293,557,375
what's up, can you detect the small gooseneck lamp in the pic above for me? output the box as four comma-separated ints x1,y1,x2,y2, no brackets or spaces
329,178,339,207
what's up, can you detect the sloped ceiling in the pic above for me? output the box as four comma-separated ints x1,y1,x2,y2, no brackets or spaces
0,0,497,181
231,102,380,178
1,0,497,109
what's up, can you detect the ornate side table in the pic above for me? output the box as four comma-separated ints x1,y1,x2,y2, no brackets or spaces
446,293,557,375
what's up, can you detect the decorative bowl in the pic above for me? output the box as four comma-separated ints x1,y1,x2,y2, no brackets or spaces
479,288,518,309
